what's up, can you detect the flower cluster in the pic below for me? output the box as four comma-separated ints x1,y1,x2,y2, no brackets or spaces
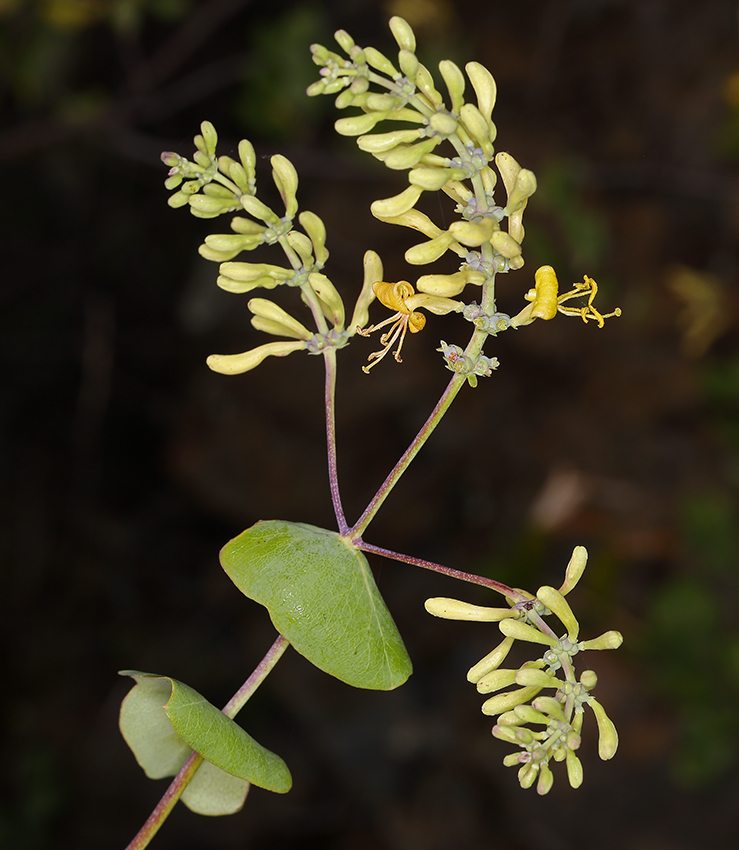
425,546,622,793
307,16,619,375
161,122,378,374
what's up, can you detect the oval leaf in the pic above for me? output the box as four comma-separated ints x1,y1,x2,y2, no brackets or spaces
119,671,292,795
181,759,250,816
220,520,412,690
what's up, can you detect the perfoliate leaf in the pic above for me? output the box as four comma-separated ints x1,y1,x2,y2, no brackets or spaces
118,671,292,804
220,520,412,690
181,760,250,816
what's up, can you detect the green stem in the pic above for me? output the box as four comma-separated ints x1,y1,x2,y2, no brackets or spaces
124,635,289,850
323,347,348,533
350,370,466,539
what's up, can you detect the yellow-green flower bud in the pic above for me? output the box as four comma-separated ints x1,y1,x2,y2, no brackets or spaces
383,138,440,170
219,262,291,283
271,155,299,218
495,151,520,194
248,298,312,340
415,63,443,106
286,231,314,267
404,292,463,315
381,208,443,239
216,274,277,294
409,166,467,191
389,15,416,52
219,157,250,193
481,685,541,717
349,250,383,332
448,218,495,247
405,231,459,265
505,168,537,215
467,636,514,683
428,110,459,137
357,128,422,153
200,233,262,261
537,764,554,796
188,195,239,218
566,748,584,788
536,585,579,641
518,762,538,790
231,216,265,236
363,45,398,76
559,545,588,596
459,103,493,153
251,316,300,337
238,139,256,186
416,269,485,297
476,668,519,695
240,195,280,225
335,111,388,137
398,48,418,80
531,695,566,721
206,340,304,374
333,29,354,53
439,59,465,113
499,618,557,647
299,211,328,265
308,272,345,329
580,670,598,690
480,165,497,195
579,631,623,651
515,668,561,689
194,120,218,156
466,62,497,121
589,698,618,760
513,704,550,725
371,185,424,218
491,230,523,259
424,598,517,621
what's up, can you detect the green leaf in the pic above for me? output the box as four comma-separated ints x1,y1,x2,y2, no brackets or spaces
220,520,412,690
119,671,292,803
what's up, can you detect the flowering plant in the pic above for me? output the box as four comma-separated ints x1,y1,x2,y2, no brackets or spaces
119,16,622,848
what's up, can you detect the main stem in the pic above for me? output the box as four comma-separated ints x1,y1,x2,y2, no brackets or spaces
125,634,289,850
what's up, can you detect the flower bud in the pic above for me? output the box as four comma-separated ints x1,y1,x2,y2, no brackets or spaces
513,704,550,725
491,230,522,259
566,749,584,788
505,168,537,215
495,151,521,196
536,585,580,641
206,340,304,374
408,166,457,191
309,272,345,328
238,139,256,187
515,668,561,689
349,250,383,332
363,45,398,76
404,231,459,265
559,546,588,596
531,695,566,721
439,59,465,112
416,269,485,297
356,128,421,153
580,670,598,690
286,231,314,267
381,208,443,239
518,762,538,789
589,698,618,760
404,293,463,315
467,636,514,683
200,233,262,261
476,668,519,695
482,685,541,717
459,103,493,151
335,112,388,137
271,155,299,218
219,262,291,283
579,631,623,651
194,121,218,156
389,15,416,52
415,62,443,106
370,185,424,218
536,764,554,796
240,195,281,225
248,298,312,340
383,138,440,170
428,110,459,137
424,597,518,621
466,62,497,120
333,29,354,53
216,274,277,294
449,218,495,247
299,211,328,265
499,618,557,647
398,48,419,80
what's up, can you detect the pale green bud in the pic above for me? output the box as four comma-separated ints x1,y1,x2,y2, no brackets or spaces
299,211,328,265
492,725,534,745
408,167,460,191
335,111,388,137
467,636,514,683
363,45,398,76
231,216,265,235
496,710,525,726
536,764,554,796
531,695,566,722
459,103,493,151
271,155,299,218
415,63,442,106
202,183,235,199
193,150,213,169
580,670,598,690
219,262,291,283
589,698,618,760
481,685,541,717
476,668,519,695
495,151,521,196
380,208,443,239
513,704,551,725
308,272,345,329
404,293,463,315
505,168,537,215
333,88,355,110
518,763,538,790
424,598,517,621
579,631,623,651
416,269,485,297
536,585,579,641
439,59,465,113
398,48,418,80
480,165,497,195
404,231,458,265
428,110,458,137
366,92,403,112
306,79,327,97
356,128,421,153
370,185,423,218
559,546,588,596
188,194,239,218
216,274,277,294
499,618,557,647
448,218,495,247
333,29,354,53
218,156,251,193
515,668,561,689
383,138,440,170
503,753,522,767
466,62,497,121
251,316,301,338
349,250,383,332
240,195,280,225
248,298,312,340
194,121,218,156
286,231,314,267
238,139,256,186
566,749,584,788
389,15,416,52
200,233,262,261
442,179,474,205
206,340,304,374
491,230,523,259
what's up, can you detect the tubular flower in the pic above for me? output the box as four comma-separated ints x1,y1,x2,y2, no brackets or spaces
357,280,463,372
424,546,623,793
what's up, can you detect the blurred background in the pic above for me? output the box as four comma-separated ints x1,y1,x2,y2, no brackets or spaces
3,0,739,847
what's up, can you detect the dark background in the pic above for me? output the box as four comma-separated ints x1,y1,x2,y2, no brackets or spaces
3,0,739,847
